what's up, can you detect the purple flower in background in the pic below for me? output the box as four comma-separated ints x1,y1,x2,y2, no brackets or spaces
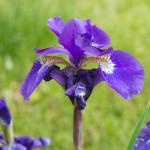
0,98,50,149
133,121,150,150
0,99,11,126
20,17,144,110
0,134,50,150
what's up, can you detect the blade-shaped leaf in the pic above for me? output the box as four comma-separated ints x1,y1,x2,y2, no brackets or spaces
126,101,150,150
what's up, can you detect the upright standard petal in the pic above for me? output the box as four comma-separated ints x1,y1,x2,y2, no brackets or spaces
20,58,49,100
100,50,144,99
91,25,110,48
48,17,64,36
75,20,110,49
0,99,11,126
58,19,86,65
133,121,150,150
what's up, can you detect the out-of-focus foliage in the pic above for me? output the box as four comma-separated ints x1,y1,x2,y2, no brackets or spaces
0,0,149,149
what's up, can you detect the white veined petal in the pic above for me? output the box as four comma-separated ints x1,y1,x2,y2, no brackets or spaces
100,59,115,74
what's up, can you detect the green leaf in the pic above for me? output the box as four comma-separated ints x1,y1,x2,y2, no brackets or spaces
126,101,150,150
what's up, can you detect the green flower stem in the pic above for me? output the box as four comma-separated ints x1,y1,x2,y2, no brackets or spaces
1,121,13,145
73,105,82,150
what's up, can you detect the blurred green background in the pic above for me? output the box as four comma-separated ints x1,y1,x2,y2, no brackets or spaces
0,0,149,149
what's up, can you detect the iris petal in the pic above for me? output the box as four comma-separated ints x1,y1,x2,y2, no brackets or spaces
14,136,50,149
66,85,77,98
20,58,48,100
14,136,34,150
0,99,11,126
0,134,50,149
32,137,51,148
48,17,64,36
75,82,86,110
0,144,26,150
100,50,144,99
91,25,110,48
44,65,67,87
84,46,113,56
76,96,86,110
59,19,86,64
89,69,104,86
133,121,150,150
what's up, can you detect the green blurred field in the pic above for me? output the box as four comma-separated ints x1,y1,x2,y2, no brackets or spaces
0,0,150,149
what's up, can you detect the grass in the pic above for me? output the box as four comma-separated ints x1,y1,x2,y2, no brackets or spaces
0,0,149,149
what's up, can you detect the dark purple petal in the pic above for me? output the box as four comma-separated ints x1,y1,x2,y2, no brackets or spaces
100,50,144,99
65,68,101,108
65,69,97,109
50,69,67,87
84,46,113,56
63,67,77,102
14,136,50,150
76,96,86,110
66,85,76,98
0,99,11,126
34,47,71,57
44,65,67,87
133,122,150,150
89,69,104,86
91,25,110,48
14,136,34,150
48,17,64,36
0,134,50,149
63,66,76,90
75,82,86,110
77,69,94,102
0,144,26,150
20,58,49,100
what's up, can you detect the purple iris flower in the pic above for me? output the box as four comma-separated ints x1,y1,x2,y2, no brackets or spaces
133,121,150,150
0,134,50,150
20,17,144,110
0,98,50,149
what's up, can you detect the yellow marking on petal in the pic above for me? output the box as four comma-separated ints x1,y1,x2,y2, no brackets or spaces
79,54,110,68
41,56,71,66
